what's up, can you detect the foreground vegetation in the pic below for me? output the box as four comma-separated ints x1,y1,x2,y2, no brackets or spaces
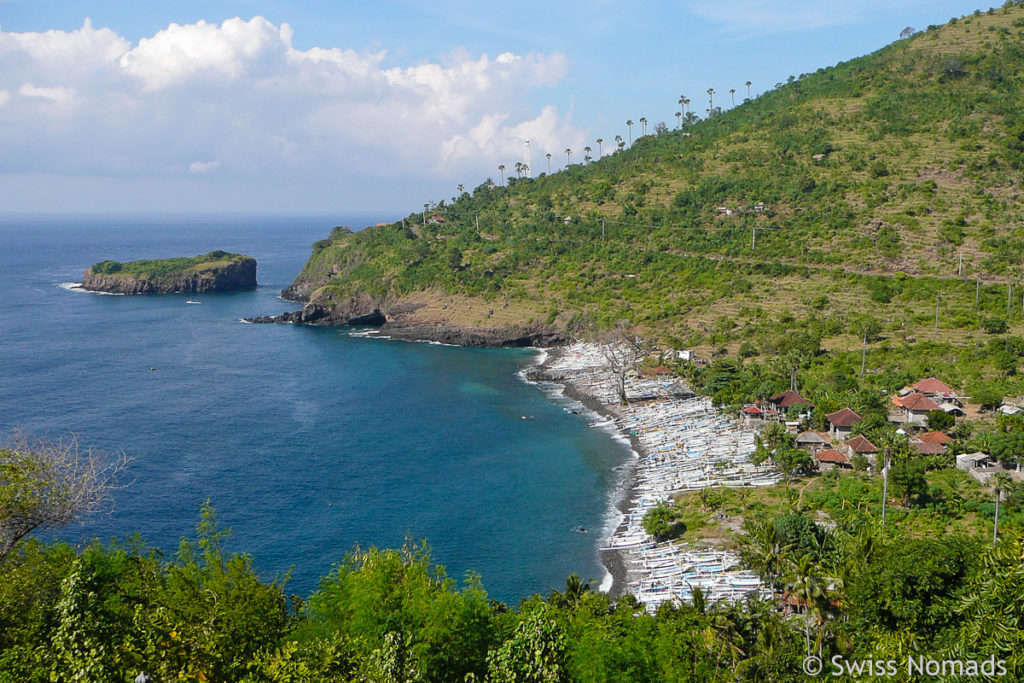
1,500,1022,682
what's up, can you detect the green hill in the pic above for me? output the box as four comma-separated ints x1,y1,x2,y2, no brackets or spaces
284,4,1024,405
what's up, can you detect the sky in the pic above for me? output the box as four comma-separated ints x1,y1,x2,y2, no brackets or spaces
0,0,988,216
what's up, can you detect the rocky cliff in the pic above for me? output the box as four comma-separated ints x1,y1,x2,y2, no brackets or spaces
81,252,257,294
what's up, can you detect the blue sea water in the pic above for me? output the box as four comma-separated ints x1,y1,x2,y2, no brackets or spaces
0,214,630,603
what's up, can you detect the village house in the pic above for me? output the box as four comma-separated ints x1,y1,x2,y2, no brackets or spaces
816,448,853,471
890,392,941,426
826,408,862,439
845,434,879,464
795,431,829,454
768,390,813,415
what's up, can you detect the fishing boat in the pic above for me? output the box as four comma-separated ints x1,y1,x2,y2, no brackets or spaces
186,299,201,304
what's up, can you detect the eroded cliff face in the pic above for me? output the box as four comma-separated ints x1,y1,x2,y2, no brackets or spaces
81,258,257,294
247,287,568,347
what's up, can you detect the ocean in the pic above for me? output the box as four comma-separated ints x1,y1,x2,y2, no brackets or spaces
0,214,631,602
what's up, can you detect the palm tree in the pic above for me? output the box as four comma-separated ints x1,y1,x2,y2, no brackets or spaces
565,148,572,166
625,119,633,146
745,80,752,99
583,146,592,164
514,161,523,179
545,152,552,174
596,138,603,158
993,472,1013,545
497,164,505,186
683,98,690,114
678,95,686,120
614,135,623,152
707,88,715,115
730,88,736,107
784,555,830,656
456,184,464,196
639,117,647,137
675,111,682,129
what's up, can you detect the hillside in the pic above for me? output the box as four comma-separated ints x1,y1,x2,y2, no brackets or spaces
280,5,1024,404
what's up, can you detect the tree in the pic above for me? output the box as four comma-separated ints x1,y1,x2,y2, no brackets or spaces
564,148,572,166
642,501,683,541
625,119,633,146
675,112,682,129
889,458,928,506
926,410,954,432
729,88,736,107
545,153,551,174
498,164,505,186
707,88,715,115
595,138,603,158
745,80,752,100
851,315,882,377
599,322,644,404
0,435,127,566
639,117,647,137
583,146,592,164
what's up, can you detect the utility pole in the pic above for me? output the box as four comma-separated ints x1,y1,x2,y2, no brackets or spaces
994,485,1001,546
881,450,891,528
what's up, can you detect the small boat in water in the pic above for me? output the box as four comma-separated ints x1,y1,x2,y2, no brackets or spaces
186,299,201,304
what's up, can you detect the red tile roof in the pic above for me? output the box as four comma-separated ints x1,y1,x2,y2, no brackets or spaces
846,434,879,453
900,392,941,412
826,408,862,428
911,440,947,455
769,390,813,408
913,377,954,395
742,405,764,415
817,449,850,464
918,431,954,444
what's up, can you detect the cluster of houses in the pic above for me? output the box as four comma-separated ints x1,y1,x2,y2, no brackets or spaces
742,378,962,471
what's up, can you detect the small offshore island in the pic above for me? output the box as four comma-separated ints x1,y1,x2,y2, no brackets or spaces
81,250,257,294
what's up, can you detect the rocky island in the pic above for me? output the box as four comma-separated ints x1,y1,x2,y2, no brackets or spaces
81,251,257,294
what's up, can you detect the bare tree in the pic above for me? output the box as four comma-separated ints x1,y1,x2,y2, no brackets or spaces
0,434,129,565
599,322,645,405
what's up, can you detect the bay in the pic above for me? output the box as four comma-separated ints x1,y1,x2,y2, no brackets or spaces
0,214,630,602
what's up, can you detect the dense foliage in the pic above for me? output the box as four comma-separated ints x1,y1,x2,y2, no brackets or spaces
2,501,1022,681
89,251,249,278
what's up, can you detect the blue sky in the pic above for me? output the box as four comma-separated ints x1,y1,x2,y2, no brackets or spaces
0,0,985,215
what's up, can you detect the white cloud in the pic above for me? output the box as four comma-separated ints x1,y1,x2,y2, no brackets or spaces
0,17,578,189
188,160,221,173
17,82,76,103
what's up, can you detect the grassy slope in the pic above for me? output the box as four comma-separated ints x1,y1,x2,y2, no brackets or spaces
295,5,1024,397
89,251,251,284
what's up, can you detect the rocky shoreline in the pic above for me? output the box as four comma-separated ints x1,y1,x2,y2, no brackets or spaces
244,293,569,348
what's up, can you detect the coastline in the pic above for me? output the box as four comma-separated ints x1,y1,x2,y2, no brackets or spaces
521,346,638,597
526,342,777,607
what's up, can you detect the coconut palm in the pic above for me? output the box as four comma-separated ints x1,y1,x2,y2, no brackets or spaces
565,148,572,166
639,117,647,137
745,80,752,99
678,95,686,119
596,138,603,158
583,146,592,164
497,164,505,186
625,119,633,146
545,152,552,174
730,88,736,106
614,135,623,152
707,88,715,114
675,112,682,129
456,184,464,196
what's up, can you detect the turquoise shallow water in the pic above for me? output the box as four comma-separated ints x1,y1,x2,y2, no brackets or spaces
0,214,630,602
